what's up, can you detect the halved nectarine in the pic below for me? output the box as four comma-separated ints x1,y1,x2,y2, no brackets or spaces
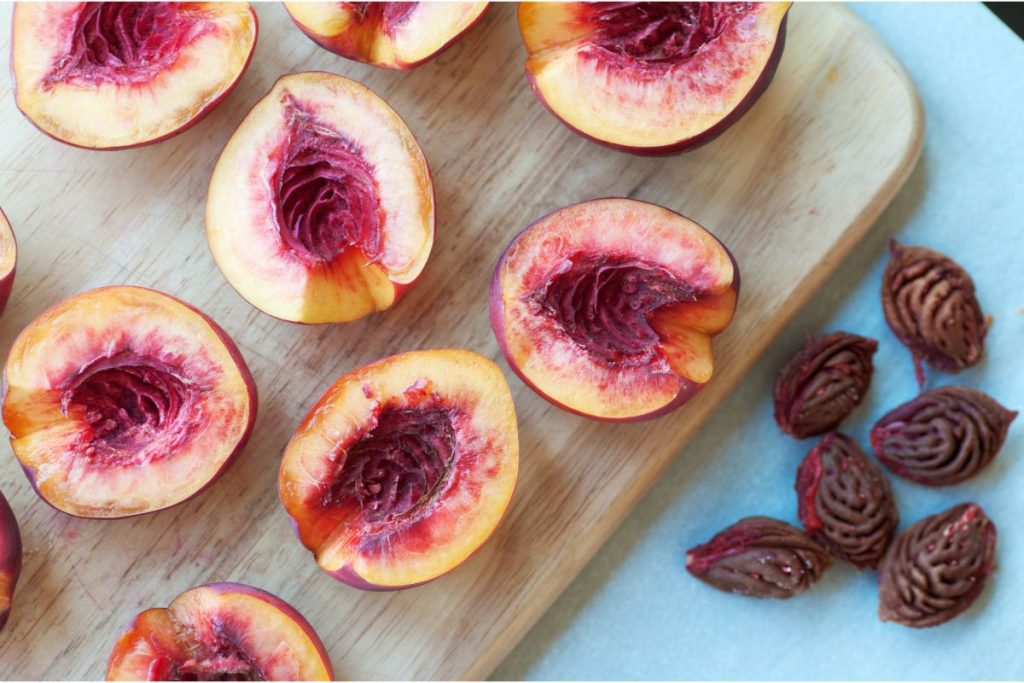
284,2,489,69
0,492,21,633
106,582,333,681
207,71,434,324
490,198,738,421
0,209,16,315
3,286,257,518
12,2,258,149
279,349,518,590
519,2,791,154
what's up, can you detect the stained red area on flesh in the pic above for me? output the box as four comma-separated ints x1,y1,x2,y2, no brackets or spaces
274,100,383,264
46,3,207,86
345,2,418,33
534,254,695,367
589,2,751,68
327,404,456,524
61,352,194,467
164,615,265,681
795,445,824,534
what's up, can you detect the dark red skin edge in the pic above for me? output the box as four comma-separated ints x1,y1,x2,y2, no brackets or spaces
7,285,258,520
208,70,437,326
525,14,788,157
278,362,520,591
488,197,741,422
0,491,23,633
0,207,17,316
286,3,490,71
10,4,259,151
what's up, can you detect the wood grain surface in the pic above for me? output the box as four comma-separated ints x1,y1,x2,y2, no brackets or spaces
0,3,922,680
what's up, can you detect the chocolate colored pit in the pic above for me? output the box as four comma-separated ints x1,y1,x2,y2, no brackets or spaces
47,3,202,86
275,101,383,264
332,405,456,523
535,254,694,366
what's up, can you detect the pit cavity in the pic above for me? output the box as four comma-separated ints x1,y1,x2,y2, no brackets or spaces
172,638,265,681
348,2,418,31
47,3,204,86
62,352,192,463
330,405,456,523
591,2,747,65
275,102,383,264
535,254,695,366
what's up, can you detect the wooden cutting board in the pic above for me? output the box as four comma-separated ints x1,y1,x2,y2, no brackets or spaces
0,3,921,680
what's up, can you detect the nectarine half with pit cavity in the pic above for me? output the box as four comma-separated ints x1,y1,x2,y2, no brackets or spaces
284,2,489,70
12,2,258,150
279,349,518,590
0,492,21,633
519,2,791,154
3,286,257,518
490,198,739,421
0,209,16,315
207,71,434,324
106,582,333,681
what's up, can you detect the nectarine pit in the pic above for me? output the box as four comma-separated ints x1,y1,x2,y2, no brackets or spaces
47,3,203,86
275,101,383,264
535,254,695,365
331,404,455,523
62,352,195,463
592,2,741,67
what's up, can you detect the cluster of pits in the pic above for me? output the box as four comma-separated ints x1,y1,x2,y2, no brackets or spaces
47,2,201,86
534,254,695,366
329,404,457,524
275,102,384,265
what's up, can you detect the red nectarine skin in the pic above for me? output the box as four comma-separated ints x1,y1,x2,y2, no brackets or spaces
106,582,333,681
207,72,434,324
280,350,518,590
3,286,257,518
490,198,739,421
0,492,22,633
0,209,16,315
284,2,489,70
519,2,791,154
12,3,258,150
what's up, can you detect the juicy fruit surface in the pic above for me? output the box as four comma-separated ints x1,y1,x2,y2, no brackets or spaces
284,2,488,69
0,492,22,632
871,386,1017,486
491,198,737,421
795,433,898,569
206,72,434,323
882,242,986,375
774,332,877,439
106,583,332,680
878,503,996,628
3,286,255,518
686,516,832,599
280,350,518,589
519,2,790,151
12,2,257,149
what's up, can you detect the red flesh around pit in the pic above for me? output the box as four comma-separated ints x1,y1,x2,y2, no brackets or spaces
490,198,738,421
106,583,333,681
3,286,256,518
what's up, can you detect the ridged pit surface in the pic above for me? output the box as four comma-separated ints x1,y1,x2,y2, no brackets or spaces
275,101,383,264
331,406,456,524
47,3,201,86
535,254,694,366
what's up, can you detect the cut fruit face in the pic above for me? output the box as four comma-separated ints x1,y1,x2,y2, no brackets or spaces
519,2,791,154
106,582,333,681
0,209,17,315
12,2,258,149
284,2,489,69
490,198,738,421
279,349,519,590
3,286,257,518
0,492,21,633
206,71,435,324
